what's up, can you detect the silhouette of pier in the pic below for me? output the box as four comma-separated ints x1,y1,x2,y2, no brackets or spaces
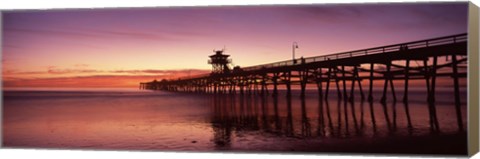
140,33,467,131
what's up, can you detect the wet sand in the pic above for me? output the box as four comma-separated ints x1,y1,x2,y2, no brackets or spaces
285,132,468,156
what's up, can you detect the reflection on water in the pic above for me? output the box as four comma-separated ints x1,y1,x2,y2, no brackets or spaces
3,90,467,154
209,90,467,148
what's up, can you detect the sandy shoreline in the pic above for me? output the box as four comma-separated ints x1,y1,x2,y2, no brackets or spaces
244,132,468,156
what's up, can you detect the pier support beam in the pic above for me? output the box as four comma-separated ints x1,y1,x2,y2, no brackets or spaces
334,67,342,99
273,73,279,97
286,71,292,97
380,62,391,104
403,59,410,103
316,68,323,98
402,59,413,128
300,69,308,97
325,67,332,99
451,55,464,131
424,57,439,131
430,56,440,131
349,65,364,102
389,69,397,102
341,65,348,101
261,75,266,95
368,63,374,102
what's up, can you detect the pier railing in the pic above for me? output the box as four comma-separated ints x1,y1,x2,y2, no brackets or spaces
242,33,467,71
165,33,467,81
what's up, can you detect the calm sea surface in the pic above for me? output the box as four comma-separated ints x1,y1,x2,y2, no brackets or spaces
2,88,467,154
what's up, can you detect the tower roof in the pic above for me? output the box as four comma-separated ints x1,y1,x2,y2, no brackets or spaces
209,50,229,58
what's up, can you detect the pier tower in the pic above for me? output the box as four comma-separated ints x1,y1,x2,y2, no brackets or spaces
208,49,231,74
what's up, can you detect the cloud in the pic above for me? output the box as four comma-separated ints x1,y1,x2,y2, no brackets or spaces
4,27,177,42
47,69,100,74
4,67,209,76
4,28,104,39
111,69,209,75
1,44,25,49
3,69,45,75
74,64,89,67
3,68,210,88
3,75,162,88
96,30,176,41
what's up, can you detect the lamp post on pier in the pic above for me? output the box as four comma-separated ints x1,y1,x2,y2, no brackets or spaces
292,42,299,64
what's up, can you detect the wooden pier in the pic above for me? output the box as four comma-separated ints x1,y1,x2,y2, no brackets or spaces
140,33,468,131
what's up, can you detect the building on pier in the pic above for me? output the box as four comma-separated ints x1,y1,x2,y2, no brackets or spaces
208,49,232,74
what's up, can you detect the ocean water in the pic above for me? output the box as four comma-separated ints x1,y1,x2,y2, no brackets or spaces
2,88,467,154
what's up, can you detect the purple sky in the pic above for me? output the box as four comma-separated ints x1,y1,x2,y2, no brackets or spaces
2,2,469,88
